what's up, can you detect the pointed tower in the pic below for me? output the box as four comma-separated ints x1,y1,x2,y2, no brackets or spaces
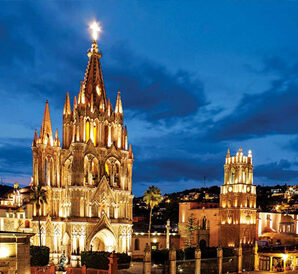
115,91,123,115
63,92,71,116
40,101,53,146
83,40,107,108
31,27,134,259
219,148,256,247
32,100,61,188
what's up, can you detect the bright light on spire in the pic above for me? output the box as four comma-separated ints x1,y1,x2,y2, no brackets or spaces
89,21,101,41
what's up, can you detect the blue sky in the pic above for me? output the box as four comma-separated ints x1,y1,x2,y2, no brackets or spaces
1,1,298,196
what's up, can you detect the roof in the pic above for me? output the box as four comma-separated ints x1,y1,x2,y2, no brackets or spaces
280,214,294,223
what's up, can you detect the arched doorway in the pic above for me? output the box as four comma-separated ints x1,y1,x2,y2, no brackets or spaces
90,229,117,252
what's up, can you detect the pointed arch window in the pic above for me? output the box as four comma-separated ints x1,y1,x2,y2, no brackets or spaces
86,120,90,142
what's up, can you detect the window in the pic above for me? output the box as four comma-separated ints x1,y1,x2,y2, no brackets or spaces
86,120,90,142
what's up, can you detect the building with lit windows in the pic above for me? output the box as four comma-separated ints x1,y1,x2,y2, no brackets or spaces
17,34,134,265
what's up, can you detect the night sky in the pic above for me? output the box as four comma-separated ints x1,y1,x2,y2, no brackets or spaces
1,1,298,196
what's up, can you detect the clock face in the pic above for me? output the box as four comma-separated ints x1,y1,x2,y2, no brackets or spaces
247,186,251,193
228,186,233,192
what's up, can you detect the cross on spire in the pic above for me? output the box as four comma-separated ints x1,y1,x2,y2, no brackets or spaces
89,21,101,41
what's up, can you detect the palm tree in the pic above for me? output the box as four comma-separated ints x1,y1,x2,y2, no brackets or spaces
143,185,162,241
30,185,47,246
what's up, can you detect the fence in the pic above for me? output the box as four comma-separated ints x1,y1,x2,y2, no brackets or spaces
143,243,257,274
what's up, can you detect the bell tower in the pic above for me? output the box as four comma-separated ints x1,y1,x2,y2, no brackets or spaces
219,147,257,247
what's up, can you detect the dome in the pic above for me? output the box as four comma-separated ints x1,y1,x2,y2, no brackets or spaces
280,214,294,223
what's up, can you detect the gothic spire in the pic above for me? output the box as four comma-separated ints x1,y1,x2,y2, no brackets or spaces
63,91,71,116
83,40,107,108
128,144,133,159
40,100,53,145
115,91,123,115
32,129,37,146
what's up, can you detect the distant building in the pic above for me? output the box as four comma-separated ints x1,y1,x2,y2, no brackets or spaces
179,148,298,248
0,183,33,233
0,231,34,274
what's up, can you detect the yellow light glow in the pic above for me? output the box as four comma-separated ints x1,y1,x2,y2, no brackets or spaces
0,247,9,258
96,85,101,96
89,21,101,41
86,121,90,142
282,254,288,261
93,125,96,146
105,162,109,175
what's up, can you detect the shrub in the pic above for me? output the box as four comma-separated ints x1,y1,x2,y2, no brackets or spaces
30,246,50,266
117,252,131,265
81,251,110,270
81,251,131,270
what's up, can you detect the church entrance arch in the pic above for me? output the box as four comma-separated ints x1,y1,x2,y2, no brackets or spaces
90,229,117,252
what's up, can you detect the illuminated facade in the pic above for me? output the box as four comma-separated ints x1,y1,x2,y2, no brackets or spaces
31,39,134,265
219,147,257,247
179,148,257,248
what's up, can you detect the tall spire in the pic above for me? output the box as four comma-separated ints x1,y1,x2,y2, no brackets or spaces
83,40,107,108
63,91,71,116
40,100,53,145
115,91,123,115
32,129,37,146
128,144,133,159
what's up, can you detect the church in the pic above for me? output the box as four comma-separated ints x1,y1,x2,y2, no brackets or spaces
179,148,297,249
29,33,134,264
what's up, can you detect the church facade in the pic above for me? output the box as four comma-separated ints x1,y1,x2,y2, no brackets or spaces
31,39,134,265
219,147,257,247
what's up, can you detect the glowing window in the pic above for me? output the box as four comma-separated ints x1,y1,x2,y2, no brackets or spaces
93,125,96,146
105,162,109,175
86,121,90,142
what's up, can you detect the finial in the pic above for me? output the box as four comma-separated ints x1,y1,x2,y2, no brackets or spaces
226,148,230,158
89,21,102,41
239,146,242,153
128,144,133,159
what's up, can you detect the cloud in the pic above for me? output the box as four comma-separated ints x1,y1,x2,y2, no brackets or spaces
255,159,298,181
208,57,298,141
104,44,207,120
133,155,223,184
0,138,32,177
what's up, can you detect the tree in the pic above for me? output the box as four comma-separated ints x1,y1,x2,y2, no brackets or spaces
143,185,162,240
30,185,47,246
184,213,198,248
